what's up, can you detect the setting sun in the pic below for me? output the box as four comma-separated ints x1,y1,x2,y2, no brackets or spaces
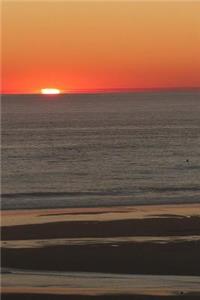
41,88,61,95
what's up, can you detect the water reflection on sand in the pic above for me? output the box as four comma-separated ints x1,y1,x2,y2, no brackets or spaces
2,269,200,297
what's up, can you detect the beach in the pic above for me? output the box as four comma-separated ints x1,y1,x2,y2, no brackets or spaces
2,92,200,298
2,203,200,299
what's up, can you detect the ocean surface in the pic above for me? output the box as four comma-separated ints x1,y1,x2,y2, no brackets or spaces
1,91,200,210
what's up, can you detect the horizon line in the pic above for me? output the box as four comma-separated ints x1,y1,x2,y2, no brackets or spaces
1,86,200,96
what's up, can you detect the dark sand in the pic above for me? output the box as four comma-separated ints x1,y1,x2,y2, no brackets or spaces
2,293,200,299
2,216,200,240
2,240,200,275
2,206,200,298
2,216,200,275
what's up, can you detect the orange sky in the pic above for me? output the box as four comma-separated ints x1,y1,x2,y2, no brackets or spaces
2,1,200,94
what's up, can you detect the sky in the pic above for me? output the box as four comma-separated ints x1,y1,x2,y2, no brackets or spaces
2,0,200,94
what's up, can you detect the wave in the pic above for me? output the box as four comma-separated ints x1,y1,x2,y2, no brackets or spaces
2,185,200,200
1,191,113,199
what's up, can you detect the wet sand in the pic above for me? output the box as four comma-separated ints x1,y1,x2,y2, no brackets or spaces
2,268,200,296
1,204,200,298
2,203,200,227
2,215,200,240
3,293,200,300
2,240,200,275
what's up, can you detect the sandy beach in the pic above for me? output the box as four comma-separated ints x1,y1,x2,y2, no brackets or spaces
3,294,200,300
1,204,200,298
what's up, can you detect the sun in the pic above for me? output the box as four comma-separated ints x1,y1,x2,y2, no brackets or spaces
41,88,61,95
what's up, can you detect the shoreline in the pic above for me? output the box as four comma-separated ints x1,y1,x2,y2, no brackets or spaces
2,203,200,227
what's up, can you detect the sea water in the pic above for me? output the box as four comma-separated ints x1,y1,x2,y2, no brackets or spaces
1,91,200,209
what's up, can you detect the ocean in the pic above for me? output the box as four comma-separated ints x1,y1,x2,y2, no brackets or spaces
1,91,200,210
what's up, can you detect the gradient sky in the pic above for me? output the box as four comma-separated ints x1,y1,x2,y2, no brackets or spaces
2,0,200,93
